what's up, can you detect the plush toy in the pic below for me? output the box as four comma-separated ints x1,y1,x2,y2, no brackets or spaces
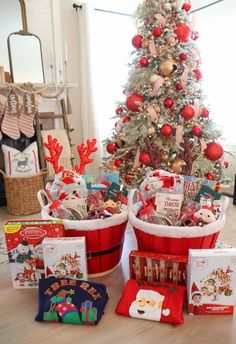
102,199,121,214
192,207,216,226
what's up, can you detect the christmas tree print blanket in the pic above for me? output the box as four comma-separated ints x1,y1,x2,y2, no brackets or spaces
35,277,109,325
116,279,186,324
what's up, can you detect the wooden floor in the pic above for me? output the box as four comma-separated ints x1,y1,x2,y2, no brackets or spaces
1,204,236,344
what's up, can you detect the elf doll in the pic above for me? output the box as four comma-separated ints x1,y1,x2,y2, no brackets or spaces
189,283,203,315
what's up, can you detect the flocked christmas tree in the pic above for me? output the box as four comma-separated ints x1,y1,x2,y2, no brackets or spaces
103,0,229,187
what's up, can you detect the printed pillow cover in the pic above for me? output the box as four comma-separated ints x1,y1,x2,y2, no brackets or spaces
2,141,40,177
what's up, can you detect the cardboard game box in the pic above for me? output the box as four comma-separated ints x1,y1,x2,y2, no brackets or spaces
42,237,88,281
129,250,188,285
187,249,236,315
4,220,64,288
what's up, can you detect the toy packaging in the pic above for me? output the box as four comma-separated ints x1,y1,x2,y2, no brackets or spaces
116,279,186,325
129,250,187,285
187,249,236,315
42,237,87,281
35,277,109,325
4,220,64,289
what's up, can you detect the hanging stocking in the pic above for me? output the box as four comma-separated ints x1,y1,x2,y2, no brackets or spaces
18,93,40,138
1,91,21,140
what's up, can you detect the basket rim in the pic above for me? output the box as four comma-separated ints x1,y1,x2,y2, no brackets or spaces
41,207,129,231
1,168,47,179
129,196,229,238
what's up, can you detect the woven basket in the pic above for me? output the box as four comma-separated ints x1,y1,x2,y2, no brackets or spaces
1,171,45,215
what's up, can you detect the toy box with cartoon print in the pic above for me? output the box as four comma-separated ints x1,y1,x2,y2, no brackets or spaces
187,249,236,315
4,220,64,289
42,237,87,281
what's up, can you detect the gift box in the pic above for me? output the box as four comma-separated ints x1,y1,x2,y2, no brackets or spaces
187,249,236,315
42,237,87,281
4,220,64,288
129,250,188,285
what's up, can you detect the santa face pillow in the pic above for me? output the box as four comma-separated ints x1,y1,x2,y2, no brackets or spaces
116,279,186,325
2,141,40,177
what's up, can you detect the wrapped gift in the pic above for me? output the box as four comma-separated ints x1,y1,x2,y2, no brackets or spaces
187,249,236,315
80,300,98,324
42,237,87,281
4,220,64,289
129,250,187,285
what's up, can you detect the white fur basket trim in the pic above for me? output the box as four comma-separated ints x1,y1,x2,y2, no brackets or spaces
41,208,128,231
129,196,229,239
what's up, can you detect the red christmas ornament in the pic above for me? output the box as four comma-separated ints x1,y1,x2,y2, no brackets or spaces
180,105,195,121
194,69,202,80
174,23,191,42
192,31,199,41
126,93,144,112
164,98,174,108
191,125,202,136
106,142,117,154
132,34,143,49
122,116,130,123
179,53,188,61
201,108,209,118
114,158,123,167
205,142,224,161
139,152,151,164
223,160,229,168
139,57,149,67
182,3,191,12
115,107,123,115
124,174,132,184
160,124,173,137
205,172,215,181
152,27,163,37
176,83,183,90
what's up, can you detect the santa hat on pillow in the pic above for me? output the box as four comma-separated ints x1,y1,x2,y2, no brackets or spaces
191,282,201,297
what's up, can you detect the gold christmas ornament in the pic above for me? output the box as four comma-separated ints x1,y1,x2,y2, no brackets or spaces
161,153,169,162
148,127,156,135
70,140,75,146
142,39,150,48
159,59,177,77
69,125,75,132
166,36,175,45
171,157,186,174
165,80,171,88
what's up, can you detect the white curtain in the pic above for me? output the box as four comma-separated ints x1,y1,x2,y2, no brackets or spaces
77,2,101,173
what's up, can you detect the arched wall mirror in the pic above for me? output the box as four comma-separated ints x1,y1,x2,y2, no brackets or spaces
7,0,45,83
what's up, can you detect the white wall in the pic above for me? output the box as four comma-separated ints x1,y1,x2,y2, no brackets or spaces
26,0,82,161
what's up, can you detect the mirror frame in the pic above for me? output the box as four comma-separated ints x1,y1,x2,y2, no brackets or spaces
7,0,45,83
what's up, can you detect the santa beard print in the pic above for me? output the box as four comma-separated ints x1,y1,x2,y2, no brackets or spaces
129,289,170,322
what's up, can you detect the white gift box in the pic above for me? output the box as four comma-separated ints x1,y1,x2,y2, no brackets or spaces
187,248,236,315
42,237,88,281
